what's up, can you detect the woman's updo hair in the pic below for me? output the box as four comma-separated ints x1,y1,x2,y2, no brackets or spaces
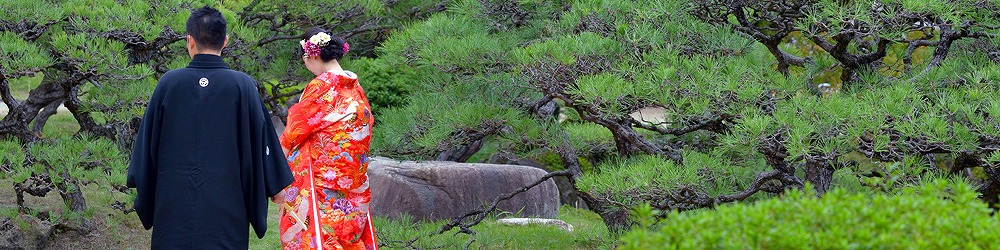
303,27,347,62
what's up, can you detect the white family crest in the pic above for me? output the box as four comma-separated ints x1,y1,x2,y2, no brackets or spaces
199,78,209,87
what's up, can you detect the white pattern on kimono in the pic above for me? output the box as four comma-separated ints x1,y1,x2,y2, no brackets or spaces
348,123,371,141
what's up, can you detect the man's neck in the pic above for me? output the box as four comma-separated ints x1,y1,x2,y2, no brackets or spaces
190,51,222,59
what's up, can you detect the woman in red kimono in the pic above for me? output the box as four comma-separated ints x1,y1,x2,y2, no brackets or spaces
278,27,377,250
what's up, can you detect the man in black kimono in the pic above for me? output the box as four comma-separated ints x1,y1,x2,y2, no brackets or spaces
127,6,294,249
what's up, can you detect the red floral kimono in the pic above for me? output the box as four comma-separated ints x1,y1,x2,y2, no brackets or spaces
279,70,376,250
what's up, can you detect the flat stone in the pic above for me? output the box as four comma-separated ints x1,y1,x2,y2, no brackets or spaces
496,218,574,231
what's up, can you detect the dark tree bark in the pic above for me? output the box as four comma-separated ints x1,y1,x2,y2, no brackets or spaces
927,25,991,68
54,169,88,213
14,175,53,213
31,100,63,134
102,27,186,65
759,131,794,174
436,138,485,162
809,31,891,86
0,75,19,109
980,166,1000,209
764,41,809,76
804,154,835,196
64,84,114,139
435,120,506,162
553,127,630,231
0,80,66,142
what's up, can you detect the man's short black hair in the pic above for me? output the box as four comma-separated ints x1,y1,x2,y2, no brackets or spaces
186,6,227,51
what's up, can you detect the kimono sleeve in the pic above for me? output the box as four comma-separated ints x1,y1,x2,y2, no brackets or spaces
126,83,164,230
258,99,294,198
244,80,295,239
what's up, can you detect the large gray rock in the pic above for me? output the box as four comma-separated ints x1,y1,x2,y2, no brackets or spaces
368,157,560,221
271,115,285,135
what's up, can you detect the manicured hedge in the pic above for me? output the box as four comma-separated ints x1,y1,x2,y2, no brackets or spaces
621,180,1000,249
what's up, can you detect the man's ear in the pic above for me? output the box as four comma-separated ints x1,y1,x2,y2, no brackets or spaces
187,35,196,51
222,35,229,50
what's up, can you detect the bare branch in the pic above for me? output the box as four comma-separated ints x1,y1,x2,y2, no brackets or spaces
716,170,788,202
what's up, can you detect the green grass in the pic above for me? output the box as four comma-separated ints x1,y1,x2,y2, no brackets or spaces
6,74,43,98
248,203,281,249
374,206,615,249
33,113,81,138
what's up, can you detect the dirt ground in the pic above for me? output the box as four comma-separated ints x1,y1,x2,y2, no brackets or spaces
0,180,151,250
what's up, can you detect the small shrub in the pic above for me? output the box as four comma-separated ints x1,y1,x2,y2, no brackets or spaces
342,57,415,112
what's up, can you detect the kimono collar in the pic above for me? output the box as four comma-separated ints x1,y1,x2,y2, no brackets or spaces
187,54,230,69
317,70,358,88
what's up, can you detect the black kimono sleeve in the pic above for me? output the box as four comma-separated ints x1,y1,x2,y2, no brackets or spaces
242,81,295,239
126,83,164,229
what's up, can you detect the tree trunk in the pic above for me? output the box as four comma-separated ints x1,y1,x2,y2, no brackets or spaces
54,171,88,213
804,156,834,196
64,84,116,139
572,188,633,234
840,67,854,89
980,180,1000,210
606,120,662,156
549,86,682,162
0,81,66,141
588,116,681,162
758,132,793,173
0,75,20,109
31,100,63,134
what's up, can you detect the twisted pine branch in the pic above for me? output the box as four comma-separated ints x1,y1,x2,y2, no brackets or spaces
0,75,20,109
650,169,799,211
631,113,735,136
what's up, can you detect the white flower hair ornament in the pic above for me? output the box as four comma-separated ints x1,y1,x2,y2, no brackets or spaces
300,32,332,58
